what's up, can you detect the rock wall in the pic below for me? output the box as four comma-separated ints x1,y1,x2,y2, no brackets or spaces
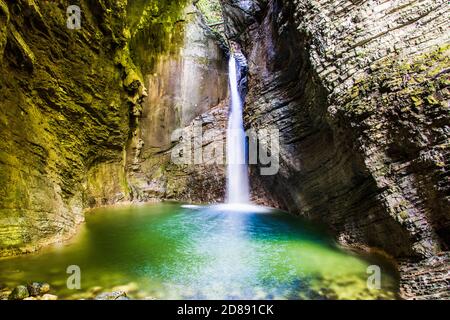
1,0,448,300
221,0,449,299
0,0,229,256
0,0,135,256
122,4,230,203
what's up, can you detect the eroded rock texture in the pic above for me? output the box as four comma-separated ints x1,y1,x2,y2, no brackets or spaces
0,0,134,256
221,0,449,298
123,5,230,203
0,0,228,256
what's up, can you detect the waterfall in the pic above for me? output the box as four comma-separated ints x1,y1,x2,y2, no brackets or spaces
226,56,250,204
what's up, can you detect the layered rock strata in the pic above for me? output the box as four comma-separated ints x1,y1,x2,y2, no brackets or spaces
221,0,449,299
0,0,229,256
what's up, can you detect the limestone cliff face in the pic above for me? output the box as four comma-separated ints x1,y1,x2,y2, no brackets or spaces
123,5,230,203
221,0,449,298
1,0,448,300
0,0,228,256
0,0,133,256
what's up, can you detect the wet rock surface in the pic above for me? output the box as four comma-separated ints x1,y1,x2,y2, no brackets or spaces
6,282,54,300
8,285,29,300
221,0,449,299
0,0,153,256
0,1,226,256
399,252,450,300
95,290,128,300
0,281,146,300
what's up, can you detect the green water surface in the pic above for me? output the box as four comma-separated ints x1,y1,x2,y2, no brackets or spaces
0,203,398,299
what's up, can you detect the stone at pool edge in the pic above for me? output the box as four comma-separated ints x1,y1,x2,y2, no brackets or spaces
8,285,29,300
94,291,129,300
27,282,50,296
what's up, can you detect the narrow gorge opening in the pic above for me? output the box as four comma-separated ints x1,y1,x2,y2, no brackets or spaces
0,0,448,301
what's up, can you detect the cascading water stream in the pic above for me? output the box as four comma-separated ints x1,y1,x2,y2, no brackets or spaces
226,56,250,204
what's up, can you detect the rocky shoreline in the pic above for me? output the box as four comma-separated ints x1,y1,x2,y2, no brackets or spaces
0,282,160,301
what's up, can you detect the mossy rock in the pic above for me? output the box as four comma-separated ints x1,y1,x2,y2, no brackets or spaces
8,285,29,300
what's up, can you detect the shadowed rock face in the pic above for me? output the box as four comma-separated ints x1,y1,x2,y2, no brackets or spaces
221,0,449,298
0,0,133,256
0,0,229,256
0,0,448,300
122,4,230,204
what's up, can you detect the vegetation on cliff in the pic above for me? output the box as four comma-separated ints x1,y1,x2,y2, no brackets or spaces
195,0,223,25
0,0,190,256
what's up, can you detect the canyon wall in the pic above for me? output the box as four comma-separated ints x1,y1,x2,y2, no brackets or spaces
0,0,228,256
221,0,449,299
0,0,134,256
82,1,232,207
1,0,448,300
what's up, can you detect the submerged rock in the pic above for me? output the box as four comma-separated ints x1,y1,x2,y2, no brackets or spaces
143,296,158,300
0,290,12,300
8,285,29,300
40,283,50,294
27,282,50,296
94,291,128,300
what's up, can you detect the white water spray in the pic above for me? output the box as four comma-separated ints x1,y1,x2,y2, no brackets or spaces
226,56,250,204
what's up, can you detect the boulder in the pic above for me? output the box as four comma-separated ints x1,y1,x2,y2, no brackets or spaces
0,290,11,300
40,283,50,294
8,285,29,300
27,282,50,296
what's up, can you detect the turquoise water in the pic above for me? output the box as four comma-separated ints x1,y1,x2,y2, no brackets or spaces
0,203,398,299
